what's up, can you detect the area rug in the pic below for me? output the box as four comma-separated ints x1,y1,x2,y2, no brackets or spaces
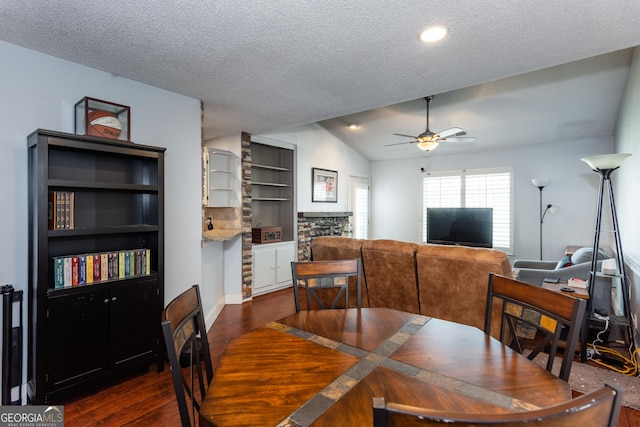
531,353,640,409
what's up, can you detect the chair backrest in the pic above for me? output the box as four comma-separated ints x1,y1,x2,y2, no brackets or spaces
162,284,213,427
310,236,370,308
372,382,623,426
291,259,362,312
484,273,586,381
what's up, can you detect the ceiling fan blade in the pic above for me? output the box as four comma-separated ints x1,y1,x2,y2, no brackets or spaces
440,136,476,143
438,127,466,138
384,140,416,147
393,133,418,138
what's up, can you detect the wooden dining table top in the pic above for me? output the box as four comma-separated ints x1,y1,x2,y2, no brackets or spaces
199,307,571,427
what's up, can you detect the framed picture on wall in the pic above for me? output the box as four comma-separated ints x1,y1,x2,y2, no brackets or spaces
312,168,337,202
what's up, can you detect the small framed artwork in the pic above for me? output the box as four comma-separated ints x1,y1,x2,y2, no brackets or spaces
312,168,338,202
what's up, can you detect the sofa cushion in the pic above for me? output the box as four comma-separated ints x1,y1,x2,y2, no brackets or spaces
416,244,512,338
310,236,369,308
361,239,420,314
570,247,609,265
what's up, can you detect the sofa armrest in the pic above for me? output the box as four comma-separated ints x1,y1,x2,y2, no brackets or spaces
512,260,557,270
515,261,599,286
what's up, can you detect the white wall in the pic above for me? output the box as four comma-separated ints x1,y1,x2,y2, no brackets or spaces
615,46,640,343
0,41,203,385
263,123,370,213
370,137,613,261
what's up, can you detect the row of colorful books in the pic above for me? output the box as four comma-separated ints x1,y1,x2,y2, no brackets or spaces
48,191,75,230
53,249,151,289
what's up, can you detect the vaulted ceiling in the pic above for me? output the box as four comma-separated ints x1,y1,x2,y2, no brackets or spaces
1,1,638,161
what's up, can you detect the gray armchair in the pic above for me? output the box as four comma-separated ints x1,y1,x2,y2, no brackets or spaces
513,246,612,314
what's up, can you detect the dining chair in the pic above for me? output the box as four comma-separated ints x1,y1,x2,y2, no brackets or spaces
484,273,586,381
161,284,213,427
372,382,623,426
291,258,362,312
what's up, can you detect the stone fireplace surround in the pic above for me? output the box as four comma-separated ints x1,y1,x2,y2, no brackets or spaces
296,212,352,261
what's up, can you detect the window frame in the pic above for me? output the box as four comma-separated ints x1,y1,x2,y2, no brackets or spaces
420,167,514,254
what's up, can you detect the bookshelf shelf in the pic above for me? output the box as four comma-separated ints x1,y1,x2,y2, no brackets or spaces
250,142,294,242
252,181,290,187
252,163,290,172
27,129,165,404
48,224,159,237
49,179,159,192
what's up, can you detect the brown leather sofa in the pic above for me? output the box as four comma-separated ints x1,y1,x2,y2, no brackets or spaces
311,236,512,335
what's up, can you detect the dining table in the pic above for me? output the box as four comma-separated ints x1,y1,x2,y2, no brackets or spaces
199,307,571,426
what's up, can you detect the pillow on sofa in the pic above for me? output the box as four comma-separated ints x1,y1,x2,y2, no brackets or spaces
554,255,572,269
570,247,609,265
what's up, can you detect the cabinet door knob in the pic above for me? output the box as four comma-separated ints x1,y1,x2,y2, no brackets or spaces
112,296,118,302
104,299,110,304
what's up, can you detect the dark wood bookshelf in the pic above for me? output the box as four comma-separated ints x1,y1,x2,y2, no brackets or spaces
27,129,165,404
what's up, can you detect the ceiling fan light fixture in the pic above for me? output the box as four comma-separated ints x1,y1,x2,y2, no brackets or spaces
417,141,439,151
419,26,448,43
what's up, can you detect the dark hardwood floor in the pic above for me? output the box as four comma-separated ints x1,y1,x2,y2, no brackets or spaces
62,287,640,426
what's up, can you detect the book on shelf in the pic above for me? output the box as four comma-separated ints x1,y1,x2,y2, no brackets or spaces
63,258,72,287
48,192,55,230
57,192,63,230
100,253,108,281
118,252,125,279
108,252,117,280
123,251,129,278
53,258,64,289
79,255,87,285
71,256,79,286
50,249,151,289
135,250,142,276
93,254,101,283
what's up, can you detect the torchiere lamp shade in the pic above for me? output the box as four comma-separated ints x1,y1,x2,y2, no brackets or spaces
581,153,631,170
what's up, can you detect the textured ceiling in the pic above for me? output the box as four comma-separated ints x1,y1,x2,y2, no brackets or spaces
0,1,639,160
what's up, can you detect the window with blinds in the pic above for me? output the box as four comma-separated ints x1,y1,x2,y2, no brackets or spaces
421,168,513,253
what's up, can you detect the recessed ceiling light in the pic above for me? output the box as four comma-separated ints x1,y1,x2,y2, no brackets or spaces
419,26,448,43
349,124,359,129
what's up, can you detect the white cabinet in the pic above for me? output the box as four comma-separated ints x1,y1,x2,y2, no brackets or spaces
252,241,296,296
203,148,239,207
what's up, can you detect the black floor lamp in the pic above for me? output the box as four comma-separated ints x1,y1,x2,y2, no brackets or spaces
531,179,558,260
581,153,634,353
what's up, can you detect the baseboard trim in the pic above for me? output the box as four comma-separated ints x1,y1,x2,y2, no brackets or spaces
225,293,244,305
204,296,226,330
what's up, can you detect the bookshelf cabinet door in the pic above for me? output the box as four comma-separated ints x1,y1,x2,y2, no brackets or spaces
109,279,158,367
46,288,110,390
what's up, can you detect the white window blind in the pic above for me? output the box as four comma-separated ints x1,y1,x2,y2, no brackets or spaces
350,177,369,239
421,168,513,252
353,186,368,239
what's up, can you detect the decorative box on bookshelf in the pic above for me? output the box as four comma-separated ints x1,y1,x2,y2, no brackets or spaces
48,191,75,230
75,97,131,142
252,226,282,244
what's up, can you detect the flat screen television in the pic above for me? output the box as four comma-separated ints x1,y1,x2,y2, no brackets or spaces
426,207,493,248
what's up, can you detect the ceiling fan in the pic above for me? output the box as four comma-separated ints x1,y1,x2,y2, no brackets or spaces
385,96,476,151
